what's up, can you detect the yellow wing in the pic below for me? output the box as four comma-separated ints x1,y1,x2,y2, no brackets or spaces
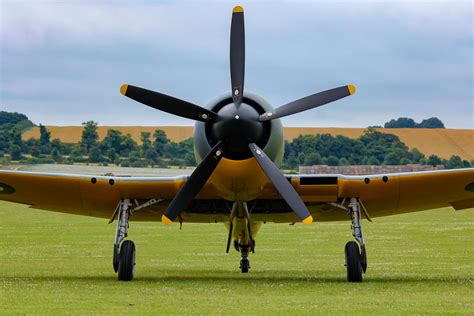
289,168,473,222
0,171,187,220
0,168,472,223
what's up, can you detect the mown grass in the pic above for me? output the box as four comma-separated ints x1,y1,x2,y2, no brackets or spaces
1,201,472,314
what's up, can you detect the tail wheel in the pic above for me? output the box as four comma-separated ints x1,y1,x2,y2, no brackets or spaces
118,240,135,281
345,241,362,282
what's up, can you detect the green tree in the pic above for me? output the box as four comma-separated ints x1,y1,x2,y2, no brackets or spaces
303,152,322,166
417,117,445,128
145,148,159,166
384,117,416,128
70,148,83,162
184,153,196,166
51,148,61,163
365,156,380,165
297,152,306,165
153,130,170,156
50,139,63,155
100,129,137,157
30,146,41,157
88,146,102,163
400,157,412,165
141,132,152,154
339,158,350,166
327,155,339,166
409,148,424,163
446,155,463,169
100,129,123,154
11,131,22,147
81,121,98,154
0,111,29,127
120,134,138,157
107,148,117,163
384,152,400,165
427,154,442,166
286,153,298,169
39,124,51,149
10,144,22,160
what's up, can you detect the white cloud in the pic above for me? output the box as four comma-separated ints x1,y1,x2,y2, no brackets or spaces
1,1,472,128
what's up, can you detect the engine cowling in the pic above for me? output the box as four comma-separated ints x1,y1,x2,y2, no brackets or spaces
194,92,284,163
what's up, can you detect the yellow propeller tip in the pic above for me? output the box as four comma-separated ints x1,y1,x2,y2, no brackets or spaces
161,215,173,225
233,6,244,13
348,84,356,95
303,215,313,225
120,84,128,96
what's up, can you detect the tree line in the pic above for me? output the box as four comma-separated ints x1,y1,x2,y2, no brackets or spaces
383,117,445,128
281,128,470,169
0,111,470,170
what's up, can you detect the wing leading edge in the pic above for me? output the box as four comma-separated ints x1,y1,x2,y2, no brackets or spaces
0,168,472,222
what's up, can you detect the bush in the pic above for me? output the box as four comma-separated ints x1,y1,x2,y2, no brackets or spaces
327,155,339,166
131,160,148,168
427,154,442,166
120,160,131,167
10,145,22,161
400,157,412,165
446,155,463,169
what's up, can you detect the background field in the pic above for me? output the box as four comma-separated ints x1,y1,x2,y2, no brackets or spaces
1,201,472,314
22,126,474,160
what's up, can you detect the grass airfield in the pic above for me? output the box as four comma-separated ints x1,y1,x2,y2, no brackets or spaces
1,201,472,314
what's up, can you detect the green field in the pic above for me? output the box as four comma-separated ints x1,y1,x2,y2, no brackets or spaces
1,201,472,314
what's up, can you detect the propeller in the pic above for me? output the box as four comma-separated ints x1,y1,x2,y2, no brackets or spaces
120,6,356,225
120,84,218,123
162,141,224,224
230,6,245,106
259,85,356,121
249,143,313,224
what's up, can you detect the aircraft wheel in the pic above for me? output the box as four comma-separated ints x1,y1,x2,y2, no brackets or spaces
345,241,362,282
118,240,135,281
240,258,250,273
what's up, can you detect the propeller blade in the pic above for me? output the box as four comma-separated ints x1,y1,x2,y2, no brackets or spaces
259,85,356,121
230,6,245,105
248,143,313,224
162,141,224,224
120,84,218,122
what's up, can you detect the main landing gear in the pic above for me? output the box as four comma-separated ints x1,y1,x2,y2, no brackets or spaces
113,199,136,281
345,198,367,282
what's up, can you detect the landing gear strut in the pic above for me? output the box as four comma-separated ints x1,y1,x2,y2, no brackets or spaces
345,197,367,282
113,199,136,281
226,201,255,273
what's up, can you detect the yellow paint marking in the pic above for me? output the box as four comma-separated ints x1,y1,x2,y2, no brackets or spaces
161,215,173,225
303,215,313,224
120,84,128,96
348,84,356,95
233,6,244,13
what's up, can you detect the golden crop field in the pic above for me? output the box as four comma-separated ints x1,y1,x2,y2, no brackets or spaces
22,126,474,160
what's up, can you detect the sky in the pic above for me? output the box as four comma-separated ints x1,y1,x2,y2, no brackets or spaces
1,0,472,128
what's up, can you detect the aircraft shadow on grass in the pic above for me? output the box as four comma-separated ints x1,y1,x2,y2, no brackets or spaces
6,274,470,284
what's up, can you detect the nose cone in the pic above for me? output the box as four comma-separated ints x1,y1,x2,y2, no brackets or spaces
211,103,263,159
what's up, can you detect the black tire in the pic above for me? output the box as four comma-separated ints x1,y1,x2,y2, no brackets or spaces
113,246,119,273
345,241,362,282
118,240,135,281
240,259,249,273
